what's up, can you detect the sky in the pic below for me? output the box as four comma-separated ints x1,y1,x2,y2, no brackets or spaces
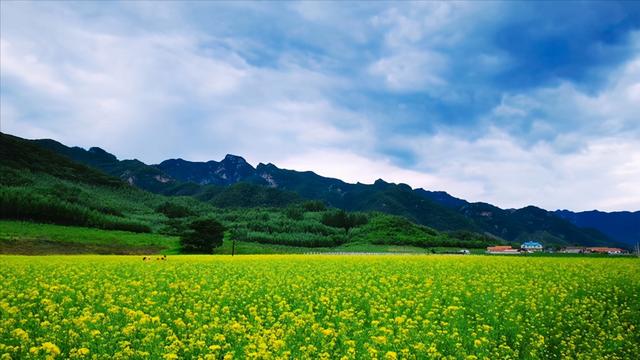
1,1,639,212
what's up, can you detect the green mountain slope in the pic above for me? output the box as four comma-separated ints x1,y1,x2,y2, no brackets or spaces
29,136,300,208
2,132,497,253
5,132,621,248
1,134,124,188
416,190,617,247
254,164,477,231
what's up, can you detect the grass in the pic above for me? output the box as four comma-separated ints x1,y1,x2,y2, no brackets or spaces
0,221,484,256
212,239,439,255
0,220,180,254
213,239,485,255
0,255,638,359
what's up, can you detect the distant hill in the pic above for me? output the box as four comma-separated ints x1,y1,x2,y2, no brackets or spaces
11,133,629,248
554,210,640,247
415,192,615,247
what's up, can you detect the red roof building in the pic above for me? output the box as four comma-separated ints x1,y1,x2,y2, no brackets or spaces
486,246,521,254
587,247,625,254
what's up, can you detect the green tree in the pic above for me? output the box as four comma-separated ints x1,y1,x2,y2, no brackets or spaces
321,210,368,233
180,218,225,253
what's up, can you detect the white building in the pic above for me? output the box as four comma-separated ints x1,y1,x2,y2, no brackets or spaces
521,241,543,252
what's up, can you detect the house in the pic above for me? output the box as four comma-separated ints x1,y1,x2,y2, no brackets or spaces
560,247,586,254
521,241,544,252
587,247,625,254
486,246,521,254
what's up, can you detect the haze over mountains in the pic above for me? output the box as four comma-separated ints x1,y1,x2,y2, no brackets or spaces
9,133,632,248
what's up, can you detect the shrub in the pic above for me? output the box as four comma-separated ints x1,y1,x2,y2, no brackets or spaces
157,201,195,218
0,187,151,233
302,200,326,212
285,205,304,220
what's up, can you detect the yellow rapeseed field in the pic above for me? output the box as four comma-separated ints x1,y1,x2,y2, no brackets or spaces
0,255,638,359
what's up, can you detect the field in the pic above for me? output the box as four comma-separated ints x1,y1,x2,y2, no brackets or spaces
1,256,638,359
0,221,485,256
0,221,180,255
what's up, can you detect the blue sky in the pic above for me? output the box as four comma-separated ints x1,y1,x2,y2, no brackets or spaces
2,1,639,211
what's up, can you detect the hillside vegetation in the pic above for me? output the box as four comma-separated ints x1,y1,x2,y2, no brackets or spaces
0,133,498,254
0,221,179,254
4,132,626,252
17,132,619,248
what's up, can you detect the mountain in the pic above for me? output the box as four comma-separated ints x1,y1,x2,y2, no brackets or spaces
24,135,300,208
418,187,636,247
415,189,469,209
156,156,264,186
33,138,181,193
116,153,478,232
253,164,477,231
1,134,124,189
16,133,626,248
415,191,614,247
554,210,640,247
1,132,498,253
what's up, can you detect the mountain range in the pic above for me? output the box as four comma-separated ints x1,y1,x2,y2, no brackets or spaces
4,132,637,248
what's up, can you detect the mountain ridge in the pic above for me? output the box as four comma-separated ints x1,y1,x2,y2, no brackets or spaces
10,133,633,248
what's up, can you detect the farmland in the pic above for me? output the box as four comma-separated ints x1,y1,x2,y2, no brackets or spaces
1,255,638,359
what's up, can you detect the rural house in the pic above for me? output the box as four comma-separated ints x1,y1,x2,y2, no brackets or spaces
486,246,521,254
587,247,625,254
560,247,586,254
521,241,543,252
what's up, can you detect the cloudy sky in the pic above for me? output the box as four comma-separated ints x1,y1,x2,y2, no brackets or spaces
2,1,639,211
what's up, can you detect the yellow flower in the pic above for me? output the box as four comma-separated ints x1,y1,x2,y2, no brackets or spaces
11,328,28,342
385,351,398,360
372,335,387,344
41,342,61,356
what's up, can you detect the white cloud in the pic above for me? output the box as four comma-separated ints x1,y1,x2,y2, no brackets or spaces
0,39,70,95
487,50,640,144
390,49,640,211
0,1,370,165
277,148,483,196
368,50,446,92
1,1,638,212
393,128,640,211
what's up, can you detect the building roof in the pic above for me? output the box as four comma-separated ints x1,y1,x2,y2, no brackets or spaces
487,246,514,251
522,241,543,247
588,247,624,252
